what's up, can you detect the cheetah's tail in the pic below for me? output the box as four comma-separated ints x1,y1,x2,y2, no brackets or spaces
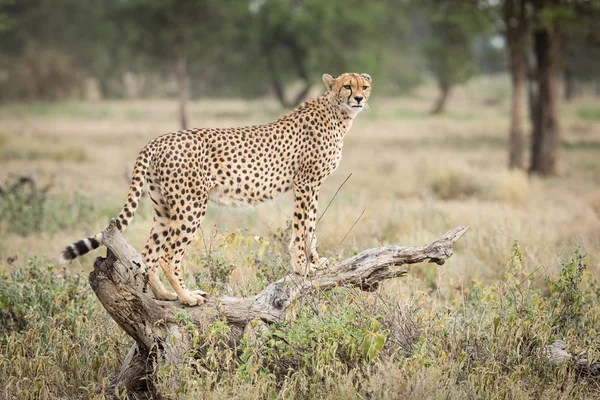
58,232,103,263
58,146,153,264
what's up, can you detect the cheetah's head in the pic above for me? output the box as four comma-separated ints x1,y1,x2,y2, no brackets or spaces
322,72,372,116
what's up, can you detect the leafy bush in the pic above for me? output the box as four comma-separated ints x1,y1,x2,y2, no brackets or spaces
0,258,128,399
189,224,293,296
398,242,600,399
1,244,599,399
0,177,107,236
154,291,422,399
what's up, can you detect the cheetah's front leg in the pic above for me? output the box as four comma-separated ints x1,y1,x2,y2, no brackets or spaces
290,180,327,275
305,186,330,270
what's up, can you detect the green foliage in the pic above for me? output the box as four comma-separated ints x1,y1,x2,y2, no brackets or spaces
154,241,600,398
2,242,600,398
0,0,129,100
360,318,387,363
252,223,293,286
159,292,415,398
0,0,415,103
0,177,108,236
1,0,599,104
241,0,399,101
547,247,586,334
188,224,292,296
0,258,128,398
420,1,491,90
400,242,600,399
116,0,237,59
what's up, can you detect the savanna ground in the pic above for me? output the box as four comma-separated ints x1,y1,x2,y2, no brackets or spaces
1,77,599,399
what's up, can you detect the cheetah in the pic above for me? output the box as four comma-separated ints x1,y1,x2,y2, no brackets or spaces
59,72,372,306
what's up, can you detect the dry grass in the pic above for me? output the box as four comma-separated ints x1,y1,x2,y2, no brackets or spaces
1,79,599,284
0,78,598,280
0,78,599,398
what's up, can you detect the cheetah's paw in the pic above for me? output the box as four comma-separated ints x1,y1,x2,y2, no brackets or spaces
155,291,178,301
178,291,206,306
314,257,330,270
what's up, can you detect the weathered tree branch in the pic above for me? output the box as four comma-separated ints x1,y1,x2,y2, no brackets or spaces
545,340,600,378
90,221,469,397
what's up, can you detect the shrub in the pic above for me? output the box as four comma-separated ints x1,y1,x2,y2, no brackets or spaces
154,291,422,399
430,166,483,200
0,177,106,235
493,169,530,204
0,258,128,399
1,245,598,399
398,242,600,399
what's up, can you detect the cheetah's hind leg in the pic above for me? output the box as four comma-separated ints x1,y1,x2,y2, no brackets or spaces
159,191,209,306
142,215,178,301
142,175,179,301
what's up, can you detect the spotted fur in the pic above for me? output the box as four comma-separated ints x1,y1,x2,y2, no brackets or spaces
59,72,372,306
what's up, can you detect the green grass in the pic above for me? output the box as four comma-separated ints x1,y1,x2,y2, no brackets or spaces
562,140,600,151
576,107,600,121
0,136,89,162
0,102,148,120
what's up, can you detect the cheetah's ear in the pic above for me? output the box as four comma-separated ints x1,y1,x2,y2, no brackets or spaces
322,74,335,90
360,73,372,83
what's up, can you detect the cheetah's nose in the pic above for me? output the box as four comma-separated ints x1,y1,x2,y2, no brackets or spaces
354,95,363,103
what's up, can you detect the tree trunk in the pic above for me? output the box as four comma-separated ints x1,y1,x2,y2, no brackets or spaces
264,47,312,109
290,42,312,106
504,0,528,170
529,10,561,176
91,220,469,398
431,83,451,115
264,48,292,108
292,80,312,107
563,63,575,102
175,52,189,130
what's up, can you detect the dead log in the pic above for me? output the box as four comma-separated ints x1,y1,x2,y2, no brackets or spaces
545,340,600,378
89,220,469,397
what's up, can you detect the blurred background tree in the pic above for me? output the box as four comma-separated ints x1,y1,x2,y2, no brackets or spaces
419,0,492,114
0,0,599,174
244,0,398,108
114,0,247,129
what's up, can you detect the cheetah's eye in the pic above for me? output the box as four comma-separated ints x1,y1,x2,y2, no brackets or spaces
343,85,351,90
363,86,369,90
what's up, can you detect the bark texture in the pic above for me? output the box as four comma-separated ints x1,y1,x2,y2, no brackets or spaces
90,220,469,397
529,0,562,176
504,0,528,169
431,83,450,115
545,340,600,378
